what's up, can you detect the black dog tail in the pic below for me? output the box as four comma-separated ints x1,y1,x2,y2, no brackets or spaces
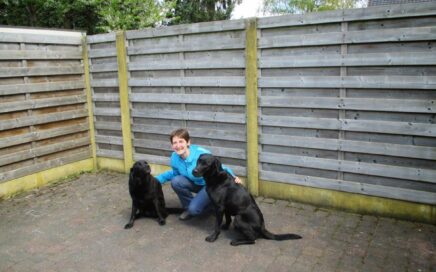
261,228,302,241
166,207,185,214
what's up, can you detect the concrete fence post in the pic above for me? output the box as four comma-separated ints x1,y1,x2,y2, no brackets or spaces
116,31,134,173
245,18,259,196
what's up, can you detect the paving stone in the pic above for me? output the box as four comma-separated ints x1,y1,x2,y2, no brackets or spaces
262,198,276,204
0,172,434,271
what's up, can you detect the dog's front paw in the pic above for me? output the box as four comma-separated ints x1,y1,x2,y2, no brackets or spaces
205,234,218,242
124,223,133,229
158,219,166,226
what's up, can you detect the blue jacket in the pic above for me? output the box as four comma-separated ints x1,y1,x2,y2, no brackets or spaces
156,144,235,186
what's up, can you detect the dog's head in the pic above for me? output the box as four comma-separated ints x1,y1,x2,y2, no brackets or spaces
192,154,223,178
130,160,151,183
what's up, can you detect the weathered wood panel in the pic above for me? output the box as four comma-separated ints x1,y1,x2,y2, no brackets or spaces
86,33,123,159
258,2,436,28
0,66,84,78
0,81,85,96
0,50,82,60
124,21,247,172
0,27,90,183
257,3,436,204
126,19,245,38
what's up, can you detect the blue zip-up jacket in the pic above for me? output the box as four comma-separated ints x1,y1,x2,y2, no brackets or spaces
155,144,235,186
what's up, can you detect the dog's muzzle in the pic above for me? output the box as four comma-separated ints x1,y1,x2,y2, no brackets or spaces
192,169,200,177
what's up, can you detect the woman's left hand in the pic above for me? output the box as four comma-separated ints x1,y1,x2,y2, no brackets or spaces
234,176,242,184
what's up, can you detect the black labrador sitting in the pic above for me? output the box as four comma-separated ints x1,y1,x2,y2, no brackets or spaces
125,160,183,229
193,154,302,246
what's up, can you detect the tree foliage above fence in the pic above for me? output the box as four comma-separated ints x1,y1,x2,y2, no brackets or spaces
262,0,362,14
0,0,241,34
167,0,242,25
98,0,169,32
0,0,102,34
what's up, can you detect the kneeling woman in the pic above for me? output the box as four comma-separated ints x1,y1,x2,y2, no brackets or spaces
156,128,241,220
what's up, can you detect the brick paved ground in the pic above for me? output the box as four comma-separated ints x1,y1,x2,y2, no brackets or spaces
0,172,434,272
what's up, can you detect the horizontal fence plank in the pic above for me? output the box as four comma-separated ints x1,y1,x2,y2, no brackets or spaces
128,58,245,71
259,76,436,89
90,63,118,73
133,139,168,151
259,116,436,137
95,135,123,146
93,93,119,102
129,77,245,87
260,152,436,183
258,2,436,28
0,50,82,60
0,81,85,96
0,123,89,149
126,19,245,39
0,66,84,78
260,170,436,204
344,1,436,22
132,124,246,142
133,153,170,166
93,107,121,117
91,79,118,88
87,33,116,44
131,109,246,124
259,32,343,48
88,48,117,58
206,146,246,160
127,38,245,55
258,26,436,48
1,95,87,114
0,31,82,45
0,109,88,131
130,93,246,105
259,52,436,68
96,149,124,160
0,150,90,183
94,121,122,131
226,165,246,177
260,96,436,113
345,26,436,44
260,134,436,161
0,137,90,167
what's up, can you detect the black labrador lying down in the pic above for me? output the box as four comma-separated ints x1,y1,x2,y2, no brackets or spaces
193,154,302,246
125,160,183,229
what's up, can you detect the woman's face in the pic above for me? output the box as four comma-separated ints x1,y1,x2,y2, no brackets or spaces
171,136,190,159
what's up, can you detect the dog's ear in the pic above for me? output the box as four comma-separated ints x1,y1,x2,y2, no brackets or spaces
213,157,222,174
217,170,228,179
144,164,151,174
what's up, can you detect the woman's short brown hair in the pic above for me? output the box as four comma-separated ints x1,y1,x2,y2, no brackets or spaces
170,128,190,143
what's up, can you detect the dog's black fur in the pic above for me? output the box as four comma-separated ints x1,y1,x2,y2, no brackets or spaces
193,154,302,246
125,160,183,229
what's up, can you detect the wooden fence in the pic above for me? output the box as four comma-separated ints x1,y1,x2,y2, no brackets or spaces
256,3,436,204
86,33,123,162
87,21,249,175
1,2,435,220
0,28,92,184
86,2,436,207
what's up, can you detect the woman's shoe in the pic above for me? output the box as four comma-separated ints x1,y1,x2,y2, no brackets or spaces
179,210,192,221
